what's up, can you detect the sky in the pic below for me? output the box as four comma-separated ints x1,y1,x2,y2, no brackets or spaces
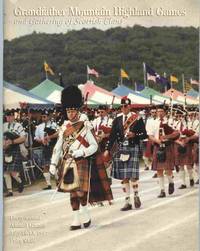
4,0,199,40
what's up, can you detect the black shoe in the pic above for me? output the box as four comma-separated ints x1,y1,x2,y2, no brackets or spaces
157,191,166,198
144,166,149,171
69,225,81,231
195,179,199,185
120,203,132,211
152,173,157,178
18,182,24,193
134,196,141,209
83,219,91,228
168,183,175,195
190,179,194,187
178,184,187,189
5,192,13,197
43,185,52,190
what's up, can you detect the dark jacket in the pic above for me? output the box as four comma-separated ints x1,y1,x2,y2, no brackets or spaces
106,115,147,151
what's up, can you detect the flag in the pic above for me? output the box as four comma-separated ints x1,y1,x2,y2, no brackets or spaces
147,73,156,82
136,84,145,91
170,75,178,83
145,63,168,85
190,78,199,85
185,82,192,92
145,63,157,76
120,69,129,79
87,65,99,78
44,61,54,75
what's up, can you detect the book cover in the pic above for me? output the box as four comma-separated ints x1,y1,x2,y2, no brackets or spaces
2,0,199,251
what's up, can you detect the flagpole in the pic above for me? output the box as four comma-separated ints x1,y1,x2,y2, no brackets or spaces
164,72,167,92
182,73,185,93
143,62,147,87
134,82,137,91
170,74,172,89
120,69,123,86
86,65,89,82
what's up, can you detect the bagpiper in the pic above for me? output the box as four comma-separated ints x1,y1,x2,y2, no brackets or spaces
3,110,26,197
34,110,58,190
147,105,180,198
104,97,147,211
173,109,196,189
143,107,157,171
49,85,113,230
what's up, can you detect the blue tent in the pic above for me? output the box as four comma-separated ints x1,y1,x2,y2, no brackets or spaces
112,85,136,96
112,85,162,104
187,89,199,98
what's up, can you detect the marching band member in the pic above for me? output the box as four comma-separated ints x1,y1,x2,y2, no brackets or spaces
143,107,157,171
92,105,113,152
104,97,147,211
34,110,58,190
3,110,26,197
148,105,180,198
174,110,195,189
49,85,113,231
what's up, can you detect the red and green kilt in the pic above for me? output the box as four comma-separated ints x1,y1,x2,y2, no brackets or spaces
174,142,194,166
143,140,154,158
89,152,113,203
152,143,174,171
76,158,89,192
58,155,113,203
193,143,199,165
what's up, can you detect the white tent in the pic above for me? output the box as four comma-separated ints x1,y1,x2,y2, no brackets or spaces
4,81,52,109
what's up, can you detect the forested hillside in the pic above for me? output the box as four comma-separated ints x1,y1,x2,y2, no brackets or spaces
4,25,198,91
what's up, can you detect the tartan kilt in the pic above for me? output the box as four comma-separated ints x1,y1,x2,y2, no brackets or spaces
193,143,199,165
174,142,194,166
4,146,23,173
143,140,154,158
32,147,43,167
76,158,89,192
57,158,89,193
111,145,140,180
89,152,113,203
138,140,145,158
42,145,54,166
152,143,174,171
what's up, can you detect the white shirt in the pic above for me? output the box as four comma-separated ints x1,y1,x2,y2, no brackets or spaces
147,117,168,140
51,120,98,166
4,121,26,137
122,112,134,124
35,121,57,141
92,116,113,133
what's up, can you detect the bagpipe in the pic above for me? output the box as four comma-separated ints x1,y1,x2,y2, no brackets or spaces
3,131,20,163
63,121,84,138
4,131,20,150
157,122,179,163
44,127,57,146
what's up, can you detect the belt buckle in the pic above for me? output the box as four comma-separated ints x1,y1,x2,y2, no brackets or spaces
123,140,129,146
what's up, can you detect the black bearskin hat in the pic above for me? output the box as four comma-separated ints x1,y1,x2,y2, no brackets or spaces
61,85,83,110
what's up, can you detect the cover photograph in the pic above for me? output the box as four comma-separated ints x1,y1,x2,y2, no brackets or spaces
2,0,199,250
